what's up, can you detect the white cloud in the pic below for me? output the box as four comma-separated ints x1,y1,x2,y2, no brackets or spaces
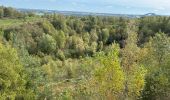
48,0,57,2
154,9,159,12
72,2,77,6
126,6,131,9
96,0,170,9
106,5,113,8
157,7,165,10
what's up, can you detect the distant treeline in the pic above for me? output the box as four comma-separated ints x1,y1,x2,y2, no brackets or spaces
0,6,36,18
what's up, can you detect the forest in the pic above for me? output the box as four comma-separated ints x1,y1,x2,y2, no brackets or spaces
0,6,170,100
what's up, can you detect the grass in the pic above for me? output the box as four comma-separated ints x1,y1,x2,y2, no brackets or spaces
0,17,43,29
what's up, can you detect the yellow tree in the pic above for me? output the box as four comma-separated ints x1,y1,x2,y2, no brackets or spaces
121,20,147,99
87,44,125,100
0,43,33,99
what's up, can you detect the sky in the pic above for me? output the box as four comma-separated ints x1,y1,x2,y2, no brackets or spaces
0,0,170,15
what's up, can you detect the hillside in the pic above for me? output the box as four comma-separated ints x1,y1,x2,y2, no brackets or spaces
0,6,170,100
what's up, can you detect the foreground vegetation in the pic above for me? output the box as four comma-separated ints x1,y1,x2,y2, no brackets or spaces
0,6,170,100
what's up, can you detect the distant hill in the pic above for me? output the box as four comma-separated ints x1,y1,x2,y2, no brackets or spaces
145,13,157,16
17,8,140,18
17,8,160,18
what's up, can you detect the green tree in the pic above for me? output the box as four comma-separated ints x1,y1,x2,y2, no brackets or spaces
90,29,98,42
56,30,66,49
3,7,14,18
52,14,67,31
68,36,85,57
89,42,97,54
0,29,3,42
142,32,170,100
74,36,85,57
73,19,84,34
38,34,56,54
0,43,33,99
100,28,109,44
0,7,4,18
121,22,147,99
40,20,56,36
82,32,90,44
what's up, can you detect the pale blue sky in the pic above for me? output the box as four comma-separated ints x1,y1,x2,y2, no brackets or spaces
0,0,170,15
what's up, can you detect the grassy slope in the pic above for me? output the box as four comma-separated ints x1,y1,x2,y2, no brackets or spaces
0,17,44,29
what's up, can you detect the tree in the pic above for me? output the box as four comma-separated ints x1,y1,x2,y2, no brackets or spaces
0,7,4,18
82,32,90,44
3,7,14,18
38,34,56,54
89,42,97,54
142,32,170,100
100,28,110,44
73,36,85,57
88,44,125,99
40,21,56,36
0,43,33,99
121,21,147,99
55,30,66,49
121,33,147,99
68,36,85,57
90,29,98,42
0,29,3,42
73,19,84,34
52,14,67,31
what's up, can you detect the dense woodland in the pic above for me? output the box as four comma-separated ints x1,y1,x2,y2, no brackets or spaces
0,6,170,100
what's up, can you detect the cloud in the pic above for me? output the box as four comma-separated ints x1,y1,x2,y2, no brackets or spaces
157,7,165,10
48,0,57,2
93,0,170,9
106,5,113,8
1,0,170,14
154,9,159,12
126,6,131,9
71,2,77,6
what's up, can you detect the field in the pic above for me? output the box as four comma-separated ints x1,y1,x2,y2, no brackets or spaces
0,17,43,28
